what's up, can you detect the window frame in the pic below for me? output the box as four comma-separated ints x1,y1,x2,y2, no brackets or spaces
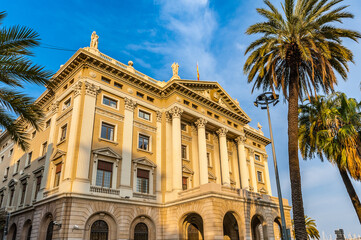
255,154,261,161
63,97,71,111
53,163,62,187
257,171,263,183
138,134,150,151
41,141,48,156
138,109,151,122
100,122,116,142
95,160,113,188
102,95,118,109
136,168,150,194
26,152,32,166
59,124,68,142
181,144,188,160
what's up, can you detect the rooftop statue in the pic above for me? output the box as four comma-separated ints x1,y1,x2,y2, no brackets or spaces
171,62,179,78
90,31,99,49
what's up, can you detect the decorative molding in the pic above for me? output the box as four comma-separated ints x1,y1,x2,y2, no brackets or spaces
92,147,121,160
156,111,162,122
206,143,214,150
249,149,255,155
182,164,194,175
134,120,157,133
195,118,207,128
95,107,124,122
235,135,247,145
51,101,59,114
51,149,66,161
133,157,157,168
85,81,100,97
216,127,228,137
73,81,83,97
181,135,192,142
208,171,217,180
169,106,183,118
56,107,73,123
262,154,268,160
124,97,137,111
165,111,172,123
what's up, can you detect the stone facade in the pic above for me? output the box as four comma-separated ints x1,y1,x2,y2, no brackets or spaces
0,33,291,240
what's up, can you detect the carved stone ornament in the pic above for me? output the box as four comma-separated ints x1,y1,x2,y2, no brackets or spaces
156,111,162,122
249,149,255,155
216,127,228,137
195,118,207,128
90,31,99,49
51,101,59,114
89,71,97,78
165,111,172,122
262,154,268,160
235,135,247,145
171,62,179,77
169,106,183,118
73,81,83,97
85,81,100,97
124,97,137,111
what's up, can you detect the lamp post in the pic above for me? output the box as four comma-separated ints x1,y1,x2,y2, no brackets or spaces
254,92,290,240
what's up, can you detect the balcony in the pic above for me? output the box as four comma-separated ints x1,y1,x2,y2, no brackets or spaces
90,185,120,195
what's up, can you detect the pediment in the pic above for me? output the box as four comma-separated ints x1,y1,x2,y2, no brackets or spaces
208,171,217,180
132,157,156,168
8,179,18,187
175,80,251,122
259,187,268,194
51,149,66,161
182,164,194,174
93,147,121,159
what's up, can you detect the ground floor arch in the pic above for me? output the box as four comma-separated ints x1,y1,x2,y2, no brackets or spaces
180,212,204,240
84,212,117,240
273,217,282,240
251,214,268,240
223,212,240,240
7,223,17,240
90,220,109,240
20,219,32,240
129,215,156,240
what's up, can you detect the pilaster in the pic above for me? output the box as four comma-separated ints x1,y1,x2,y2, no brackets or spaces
217,127,230,186
263,154,272,195
249,149,257,192
155,111,162,200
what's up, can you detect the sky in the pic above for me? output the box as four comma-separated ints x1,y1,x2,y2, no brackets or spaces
4,0,361,237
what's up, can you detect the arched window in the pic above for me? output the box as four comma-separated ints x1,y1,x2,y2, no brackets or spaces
90,220,108,240
26,225,32,240
11,224,17,240
46,221,54,240
134,223,148,240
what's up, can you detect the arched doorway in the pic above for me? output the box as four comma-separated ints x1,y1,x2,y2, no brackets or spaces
8,223,17,240
273,218,282,240
181,213,203,240
46,221,54,240
90,220,109,240
251,215,268,240
20,219,32,240
223,212,239,240
134,222,148,240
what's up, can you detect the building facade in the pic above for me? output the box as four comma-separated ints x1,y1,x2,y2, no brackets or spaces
0,33,291,240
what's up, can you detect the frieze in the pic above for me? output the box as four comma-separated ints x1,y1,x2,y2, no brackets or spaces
134,120,157,133
56,107,73,124
95,107,124,122
181,135,192,142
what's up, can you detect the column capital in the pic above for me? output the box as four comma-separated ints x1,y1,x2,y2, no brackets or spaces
249,149,255,155
124,97,137,111
51,101,59,114
195,118,207,128
73,81,83,97
216,127,228,137
165,111,172,122
169,106,183,118
85,81,100,97
235,135,247,144
262,153,268,160
156,111,162,122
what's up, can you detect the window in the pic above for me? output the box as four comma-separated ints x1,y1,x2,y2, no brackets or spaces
101,76,111,84
136,169,149,193
182,177,188,190
147,96,154,102
63,98,71,110
181,145,187,159
114,81,123,89
255,154,260,161
69,79,74,84
183,100,190,105
101,123,115,141
136,92,144,98
9,188,15,206
32,131,36,139
207,111,212,116
46,119,51,128
34,175,42,200
4,167,9,179
139,110,151,121
1,156,4,162
134,223,148,240
42,142,48,156
207,152,211,167
205,132,210,140
91,220,108,240
181,123,187,131
103,96,117,108
233,123,238,128
63,84,68,90
214,115,219,119
26,152,32,166
9,148,13,156
15,160,20,174
60,125,67,141
20,182,27,205
54,163,62,187
96,160,113,188
257,171,263,182
0,194,3,207
192,104,198,109
227,121,232,125
138,134,150,151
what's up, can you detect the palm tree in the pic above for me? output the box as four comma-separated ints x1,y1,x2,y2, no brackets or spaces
244,0,360,238
292,216,320,240
0,11,52,150
299,92,361,223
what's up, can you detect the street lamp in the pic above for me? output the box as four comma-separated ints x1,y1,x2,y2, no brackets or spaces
254,92,290,240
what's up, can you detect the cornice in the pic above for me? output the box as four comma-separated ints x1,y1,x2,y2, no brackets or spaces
244,128,271,145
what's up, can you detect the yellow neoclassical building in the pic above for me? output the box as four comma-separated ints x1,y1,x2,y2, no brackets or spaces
0,32,291,240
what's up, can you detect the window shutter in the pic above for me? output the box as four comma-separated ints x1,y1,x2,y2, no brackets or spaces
137,169,149,179
98,160,113,171
56,163,62,173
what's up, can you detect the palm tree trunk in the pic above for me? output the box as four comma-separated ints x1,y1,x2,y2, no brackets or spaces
288,68,307,239
338,167,361,224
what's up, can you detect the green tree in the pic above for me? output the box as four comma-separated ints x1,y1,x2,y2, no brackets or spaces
244,0,360,238
299,92,361,223
0,11,52,150
292,216,321,240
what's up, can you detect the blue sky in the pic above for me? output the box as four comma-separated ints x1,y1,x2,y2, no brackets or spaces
4,0,361,236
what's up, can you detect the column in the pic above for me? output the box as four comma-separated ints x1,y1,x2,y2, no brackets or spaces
39,100,59,196
263,154,272,195
236,135,249,190
73,81,100,192
249,149,257,192
165,112,173,192
169,106,183,191
61,81,83,192
217,127,230,186
155,111,162,197
195,118,208,185
120,98,137,194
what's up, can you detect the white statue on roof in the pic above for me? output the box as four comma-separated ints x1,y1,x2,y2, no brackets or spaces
90,31,99,49
171,62,180,80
